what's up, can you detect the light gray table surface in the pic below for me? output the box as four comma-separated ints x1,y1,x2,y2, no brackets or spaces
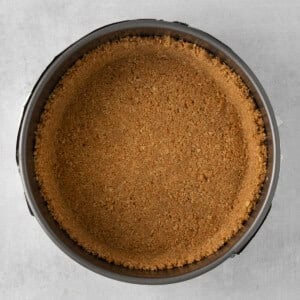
1,0,299,299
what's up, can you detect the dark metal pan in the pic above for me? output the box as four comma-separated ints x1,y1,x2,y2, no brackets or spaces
16,19,280,284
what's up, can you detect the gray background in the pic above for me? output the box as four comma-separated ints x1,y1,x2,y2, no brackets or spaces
1,0,299,299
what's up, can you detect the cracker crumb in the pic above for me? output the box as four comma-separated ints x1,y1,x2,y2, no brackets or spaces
34,36,267,270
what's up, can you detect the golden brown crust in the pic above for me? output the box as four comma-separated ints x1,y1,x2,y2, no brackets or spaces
34,36,267,270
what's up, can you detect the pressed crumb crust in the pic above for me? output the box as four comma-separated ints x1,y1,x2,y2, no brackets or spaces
34,37,267,270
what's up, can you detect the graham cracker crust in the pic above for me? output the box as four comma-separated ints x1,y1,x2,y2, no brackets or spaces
34,36,267,270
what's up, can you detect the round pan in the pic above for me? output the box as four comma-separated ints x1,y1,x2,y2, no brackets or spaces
16,19,280,284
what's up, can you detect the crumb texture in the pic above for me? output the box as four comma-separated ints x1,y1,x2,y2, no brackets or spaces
34,37,267,270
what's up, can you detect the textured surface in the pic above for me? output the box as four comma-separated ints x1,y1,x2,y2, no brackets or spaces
34,37,266,270
1,0,299,299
